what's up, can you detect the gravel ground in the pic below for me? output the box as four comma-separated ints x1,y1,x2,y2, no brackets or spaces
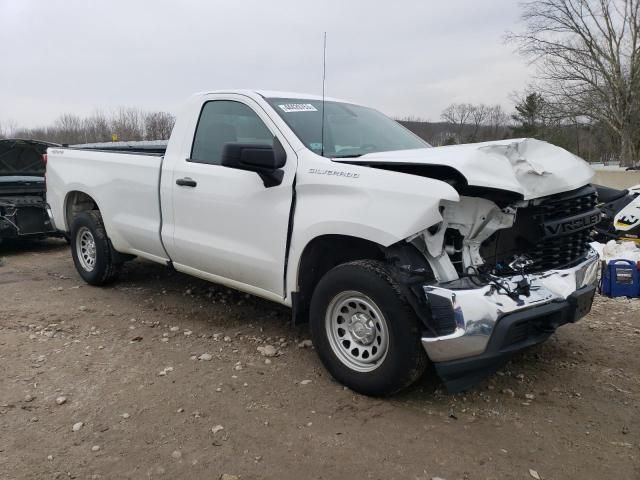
0,240,638,480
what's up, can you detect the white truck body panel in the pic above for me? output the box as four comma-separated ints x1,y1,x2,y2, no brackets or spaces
339,138,594,200
158,93,299,298
285,150,460,298
46,148,168,262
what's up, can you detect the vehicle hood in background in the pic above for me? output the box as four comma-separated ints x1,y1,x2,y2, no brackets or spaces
0,139,59,177
0,176,45,196
334,138,594,200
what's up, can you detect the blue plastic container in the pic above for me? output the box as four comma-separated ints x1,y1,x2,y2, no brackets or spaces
601,259,640,298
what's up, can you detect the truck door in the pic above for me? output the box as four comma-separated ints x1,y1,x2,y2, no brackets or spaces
163,95,296,300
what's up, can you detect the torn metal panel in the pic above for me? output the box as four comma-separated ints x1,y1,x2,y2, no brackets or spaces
408,196,515,281
408,222,459,283
334,138,593,200
442,197,515,268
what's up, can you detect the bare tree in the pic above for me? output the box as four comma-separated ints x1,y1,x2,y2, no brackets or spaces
487,105,510,138
469,104,490,140
509,0,640,165
0,120,17,139
110,107,144,141
84,111,112,143
144,111,175,140
440,103,474,139
54,114,85,144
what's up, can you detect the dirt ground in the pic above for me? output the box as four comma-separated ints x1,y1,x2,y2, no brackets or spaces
0,240,638,480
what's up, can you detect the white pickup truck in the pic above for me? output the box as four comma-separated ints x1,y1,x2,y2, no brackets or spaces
46,90,600,395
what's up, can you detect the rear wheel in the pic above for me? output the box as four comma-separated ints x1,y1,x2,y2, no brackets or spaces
70,211,121,285
310,260,428,396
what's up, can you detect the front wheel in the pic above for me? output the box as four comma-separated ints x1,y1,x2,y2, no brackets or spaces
70,211,121,286
309,260,428,396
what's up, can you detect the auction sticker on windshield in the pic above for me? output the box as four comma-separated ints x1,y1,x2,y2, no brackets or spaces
278,103,318,113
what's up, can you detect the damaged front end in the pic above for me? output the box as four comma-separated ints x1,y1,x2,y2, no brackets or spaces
397,185,600,392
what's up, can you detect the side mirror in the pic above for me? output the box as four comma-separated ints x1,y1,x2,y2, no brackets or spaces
221,137,287,187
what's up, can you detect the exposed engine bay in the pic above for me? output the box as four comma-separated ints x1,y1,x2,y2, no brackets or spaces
339,138,599,290
411,184,599,284
384,184,600,344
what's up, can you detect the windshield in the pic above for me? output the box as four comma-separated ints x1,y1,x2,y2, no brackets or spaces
266,98,429,158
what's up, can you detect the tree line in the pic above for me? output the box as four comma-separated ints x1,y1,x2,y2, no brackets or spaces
398,91,624,165
0,108,175,145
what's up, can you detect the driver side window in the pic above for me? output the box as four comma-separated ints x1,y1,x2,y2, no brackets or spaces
190,101,273,165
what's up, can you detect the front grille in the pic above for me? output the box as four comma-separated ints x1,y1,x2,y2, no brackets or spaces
481,185,599,274
525,186,598,272
526,227,593,271
533,187,599,221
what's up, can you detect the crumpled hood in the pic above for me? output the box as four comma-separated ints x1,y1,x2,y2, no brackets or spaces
334,138,594,200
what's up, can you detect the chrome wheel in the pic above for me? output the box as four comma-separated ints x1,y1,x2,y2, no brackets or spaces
325,290,389,372
76,227,97,272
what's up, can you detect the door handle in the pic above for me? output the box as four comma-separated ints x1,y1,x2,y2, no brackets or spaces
176,177,197,187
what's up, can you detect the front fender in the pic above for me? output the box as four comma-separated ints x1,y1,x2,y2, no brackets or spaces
285,155,460,297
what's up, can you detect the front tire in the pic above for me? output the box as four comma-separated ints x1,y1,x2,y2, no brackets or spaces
310,260,428,396
70,211,121,285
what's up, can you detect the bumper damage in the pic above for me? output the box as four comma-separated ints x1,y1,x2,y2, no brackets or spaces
421,251,599,392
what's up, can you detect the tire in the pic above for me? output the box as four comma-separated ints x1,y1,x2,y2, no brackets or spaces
309,260,428,396
70,211,121,286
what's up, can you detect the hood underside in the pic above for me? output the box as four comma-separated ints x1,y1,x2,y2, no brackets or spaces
0,139,58,177
334,138,594,201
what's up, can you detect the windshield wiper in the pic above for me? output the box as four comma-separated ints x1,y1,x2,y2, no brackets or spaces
332,154,363,158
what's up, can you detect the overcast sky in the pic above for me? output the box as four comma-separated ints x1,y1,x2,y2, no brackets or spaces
0,0,532,128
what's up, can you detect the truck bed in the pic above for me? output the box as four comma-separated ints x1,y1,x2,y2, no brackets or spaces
46,147,168,262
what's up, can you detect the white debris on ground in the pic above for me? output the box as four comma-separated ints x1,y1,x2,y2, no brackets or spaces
591,240,640,262
256,345,278,357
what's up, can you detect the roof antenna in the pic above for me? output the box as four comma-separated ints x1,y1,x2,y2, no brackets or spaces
321,32,327,157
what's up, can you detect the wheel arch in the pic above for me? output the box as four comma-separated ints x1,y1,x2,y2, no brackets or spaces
64,190,100,231
291,234,385,323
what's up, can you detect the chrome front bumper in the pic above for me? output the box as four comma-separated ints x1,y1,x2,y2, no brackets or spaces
421,251,599,362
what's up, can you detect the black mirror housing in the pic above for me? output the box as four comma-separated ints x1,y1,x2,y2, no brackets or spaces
221,137,286,187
